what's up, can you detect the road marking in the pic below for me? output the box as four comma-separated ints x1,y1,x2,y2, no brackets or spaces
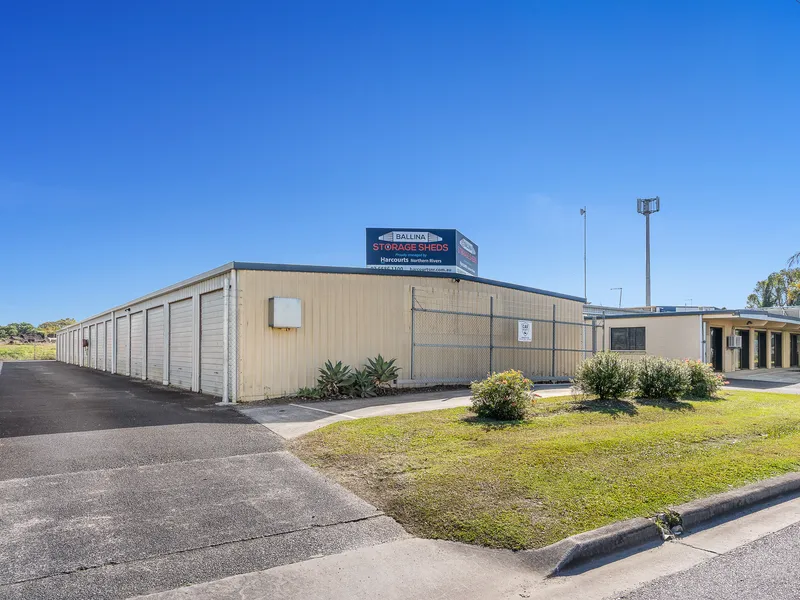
288,403,357,419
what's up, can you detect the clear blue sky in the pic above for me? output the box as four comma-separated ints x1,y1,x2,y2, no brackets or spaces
2,0,799,324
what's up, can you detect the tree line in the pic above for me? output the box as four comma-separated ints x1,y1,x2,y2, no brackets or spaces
746,253,800,308
0,318,76,339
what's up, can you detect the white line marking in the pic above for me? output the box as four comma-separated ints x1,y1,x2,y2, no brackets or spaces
289,403,357,419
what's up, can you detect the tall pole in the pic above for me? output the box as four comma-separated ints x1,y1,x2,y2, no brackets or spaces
582,207,587,302
645,212,651,307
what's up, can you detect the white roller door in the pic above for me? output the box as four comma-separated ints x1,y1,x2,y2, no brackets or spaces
116,316,129,375
147,306,165,382
130,312,144,378
89,325,96,368
97,323,106,371
106,320,113,371
169,299,193,390
72,330,78,364
200,290,224,397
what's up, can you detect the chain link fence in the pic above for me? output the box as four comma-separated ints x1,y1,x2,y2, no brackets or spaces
410,287,603,383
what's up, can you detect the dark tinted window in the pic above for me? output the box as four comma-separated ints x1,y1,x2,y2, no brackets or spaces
610,327,646,351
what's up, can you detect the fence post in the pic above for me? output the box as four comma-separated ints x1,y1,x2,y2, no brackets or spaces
489,296,494,375
551,304,556,378
591,316,598,355
410,287,415,380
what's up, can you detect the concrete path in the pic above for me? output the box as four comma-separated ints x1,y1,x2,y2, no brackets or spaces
135,493,800,600
238,384,574,439
0,362,405,600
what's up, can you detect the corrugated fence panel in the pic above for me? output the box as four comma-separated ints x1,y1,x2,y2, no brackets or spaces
147,306,164,382
200,290,224,397
130,312,144,378
169,299,193,390
116,316,129,375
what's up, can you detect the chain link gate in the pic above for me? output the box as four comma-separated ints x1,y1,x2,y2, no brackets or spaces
410,286,603,383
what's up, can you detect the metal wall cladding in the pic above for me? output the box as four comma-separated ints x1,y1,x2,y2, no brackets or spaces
130,312,144,378
200,290,224,397
236,270,585,401
169,299,193,390
146,306,164,382
115,316,129,375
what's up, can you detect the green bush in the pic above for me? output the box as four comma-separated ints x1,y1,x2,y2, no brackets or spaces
349,368,378,398
470,370,533,421
573,352,638,400
317,360,355,397
686,360,726,398
365,354,400,392
296,386,323,400
636,356,691,400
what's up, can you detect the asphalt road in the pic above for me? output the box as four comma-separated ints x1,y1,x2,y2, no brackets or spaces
0,361,405,600
616,521,800,600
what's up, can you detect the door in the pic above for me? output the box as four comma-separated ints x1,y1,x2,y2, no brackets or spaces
772,332,783,368
147,306,165,382
737,330,750,370
200,290,224,397
106,321,113,371
754,331,767,368
116,316,129,375
130,312,144,378
709,327,723,371
169,299,193,390
791,334,799,368
89,325,95,368
97,322,106,371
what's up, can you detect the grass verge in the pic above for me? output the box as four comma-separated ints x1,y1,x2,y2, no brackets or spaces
292,390,800,550
0,344,56,360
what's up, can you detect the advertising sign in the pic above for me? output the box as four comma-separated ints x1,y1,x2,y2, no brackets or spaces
518,320,533,342
366,228,478,276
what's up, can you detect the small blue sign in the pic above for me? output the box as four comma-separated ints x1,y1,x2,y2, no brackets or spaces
366,228,478,276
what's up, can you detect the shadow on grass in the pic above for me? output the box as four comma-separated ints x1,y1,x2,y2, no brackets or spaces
636,398,695,411
573,399,638,417
461,415,527,431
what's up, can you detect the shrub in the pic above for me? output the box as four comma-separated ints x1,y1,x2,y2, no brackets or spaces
470,370,533,421
686,360,726,398
573,352,638,400
317,360,355,397
636,356,691,400
348,368,378,398
296,386,323,400
365,354,400,392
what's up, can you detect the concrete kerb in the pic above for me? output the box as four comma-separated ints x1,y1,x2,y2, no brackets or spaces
521,471,800,576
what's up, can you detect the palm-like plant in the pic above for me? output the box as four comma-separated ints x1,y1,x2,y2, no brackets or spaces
365,354,400,390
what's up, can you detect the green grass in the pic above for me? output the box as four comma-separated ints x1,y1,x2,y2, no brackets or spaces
292,391,800,550
0,344,56,360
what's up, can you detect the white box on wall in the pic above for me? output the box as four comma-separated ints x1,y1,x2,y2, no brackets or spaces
269,297,302,328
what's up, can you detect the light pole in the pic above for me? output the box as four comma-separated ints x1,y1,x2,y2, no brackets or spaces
580,207,587,301
637,197,660,307
611,287,623,308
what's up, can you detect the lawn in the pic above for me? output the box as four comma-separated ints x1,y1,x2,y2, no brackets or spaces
0,344,56,360
292,390,800,550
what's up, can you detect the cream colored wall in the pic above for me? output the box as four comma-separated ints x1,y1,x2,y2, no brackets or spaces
236,270,584,401
602,314,703,361
707,319,800,372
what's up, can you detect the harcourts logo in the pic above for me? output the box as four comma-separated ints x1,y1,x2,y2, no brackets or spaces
459,238,476,255
378,231,443,242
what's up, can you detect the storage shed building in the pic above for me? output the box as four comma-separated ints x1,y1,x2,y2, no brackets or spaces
57,263,587,402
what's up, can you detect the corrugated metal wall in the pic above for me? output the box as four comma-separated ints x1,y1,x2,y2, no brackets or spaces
236,269,584,401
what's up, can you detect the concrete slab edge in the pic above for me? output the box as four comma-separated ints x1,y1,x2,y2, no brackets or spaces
522,471,800,576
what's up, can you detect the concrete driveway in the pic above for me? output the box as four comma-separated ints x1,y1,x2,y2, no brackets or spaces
0,362,404,600
725,368,800,394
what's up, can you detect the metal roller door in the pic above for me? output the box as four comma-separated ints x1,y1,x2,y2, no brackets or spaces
169,299,193,390
130,312,144,378
147,306,164,382
106,320,113,371
73,330,79,364
97,322,106,371
200,290,224,397
89,325,96,368
116,316,129,375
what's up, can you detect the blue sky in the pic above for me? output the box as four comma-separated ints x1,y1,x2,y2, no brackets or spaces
2,1,799,324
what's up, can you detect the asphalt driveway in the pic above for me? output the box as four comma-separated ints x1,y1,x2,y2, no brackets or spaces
0,362,405,599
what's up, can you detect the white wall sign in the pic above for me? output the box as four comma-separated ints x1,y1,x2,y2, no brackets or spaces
518,320,533,342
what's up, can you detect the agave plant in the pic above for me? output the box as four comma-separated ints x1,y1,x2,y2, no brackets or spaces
295,386,323,400
347,368,378,398
317,360,355,397
365,355,400,390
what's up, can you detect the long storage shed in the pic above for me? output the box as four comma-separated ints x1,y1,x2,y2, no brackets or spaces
57,263,587,402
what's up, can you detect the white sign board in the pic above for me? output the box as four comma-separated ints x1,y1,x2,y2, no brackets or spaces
517,320,532,342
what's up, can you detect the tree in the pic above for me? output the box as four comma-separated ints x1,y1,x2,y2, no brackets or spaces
37,318,76,336
747,269,800,308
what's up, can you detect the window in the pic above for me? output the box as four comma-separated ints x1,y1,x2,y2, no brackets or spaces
611,327,646,351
